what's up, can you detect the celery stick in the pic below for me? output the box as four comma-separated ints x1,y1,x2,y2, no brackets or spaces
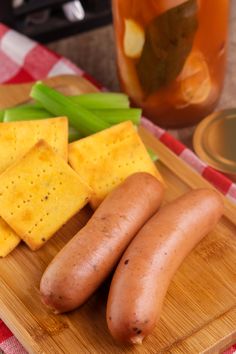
31,83,110,136
147,148,159,162
0,110,5,122
69,126,82,142
0,102,43,122
70,93,130,109
92,109,141,125
4,106,53,122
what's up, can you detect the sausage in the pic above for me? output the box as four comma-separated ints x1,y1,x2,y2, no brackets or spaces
106,189,224,344
40,172,164,313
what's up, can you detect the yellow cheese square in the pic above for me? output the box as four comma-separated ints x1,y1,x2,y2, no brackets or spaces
0,117,68,173
69,121,163,208
0,218,21,257
0,140,92,251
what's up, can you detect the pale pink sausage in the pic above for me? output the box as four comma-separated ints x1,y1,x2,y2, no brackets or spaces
40,172,164,313
106,189,224,344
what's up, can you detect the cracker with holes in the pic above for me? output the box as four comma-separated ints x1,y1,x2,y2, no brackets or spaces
0,117,68,255
0,117,68,174
0,218,21,257
69,121,163,208
0,140,92,251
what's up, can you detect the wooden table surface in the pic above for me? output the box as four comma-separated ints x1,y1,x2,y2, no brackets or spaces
0,75,235,354
48,3,236,109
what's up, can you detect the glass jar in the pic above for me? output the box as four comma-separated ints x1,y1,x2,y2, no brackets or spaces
112,0,229,128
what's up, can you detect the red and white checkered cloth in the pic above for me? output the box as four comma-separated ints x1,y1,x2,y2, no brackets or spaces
0,23,235,354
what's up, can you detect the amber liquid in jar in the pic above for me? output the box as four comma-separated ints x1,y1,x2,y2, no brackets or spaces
112,0,229,128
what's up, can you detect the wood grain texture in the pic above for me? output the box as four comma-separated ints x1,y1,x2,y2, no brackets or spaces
0,75,98,109
0,75,235,354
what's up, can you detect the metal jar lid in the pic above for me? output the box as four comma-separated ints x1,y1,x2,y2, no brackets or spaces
193,109,236,181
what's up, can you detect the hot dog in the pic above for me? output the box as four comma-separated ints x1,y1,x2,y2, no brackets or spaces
40,172,164,313
106,189,224,344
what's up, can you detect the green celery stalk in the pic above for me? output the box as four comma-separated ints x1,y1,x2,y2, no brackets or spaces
91,108,141,125
31,83,110,136
70,93,130,109
3,103,82,142
0,110,5,122
4,106,53,122
147,148,159,162
69,126,82,142
3,102,141,126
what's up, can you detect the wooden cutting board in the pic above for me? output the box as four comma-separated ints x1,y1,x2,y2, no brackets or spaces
0,75,235,354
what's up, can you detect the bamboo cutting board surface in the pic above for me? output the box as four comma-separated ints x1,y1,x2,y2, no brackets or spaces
0,75,235,354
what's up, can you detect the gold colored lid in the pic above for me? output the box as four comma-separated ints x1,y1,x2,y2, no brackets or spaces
193,109,236,178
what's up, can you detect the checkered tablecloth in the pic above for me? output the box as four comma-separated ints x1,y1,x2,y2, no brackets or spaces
0,23,235,354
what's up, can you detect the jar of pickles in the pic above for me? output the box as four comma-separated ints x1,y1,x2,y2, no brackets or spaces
112,0,229,128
